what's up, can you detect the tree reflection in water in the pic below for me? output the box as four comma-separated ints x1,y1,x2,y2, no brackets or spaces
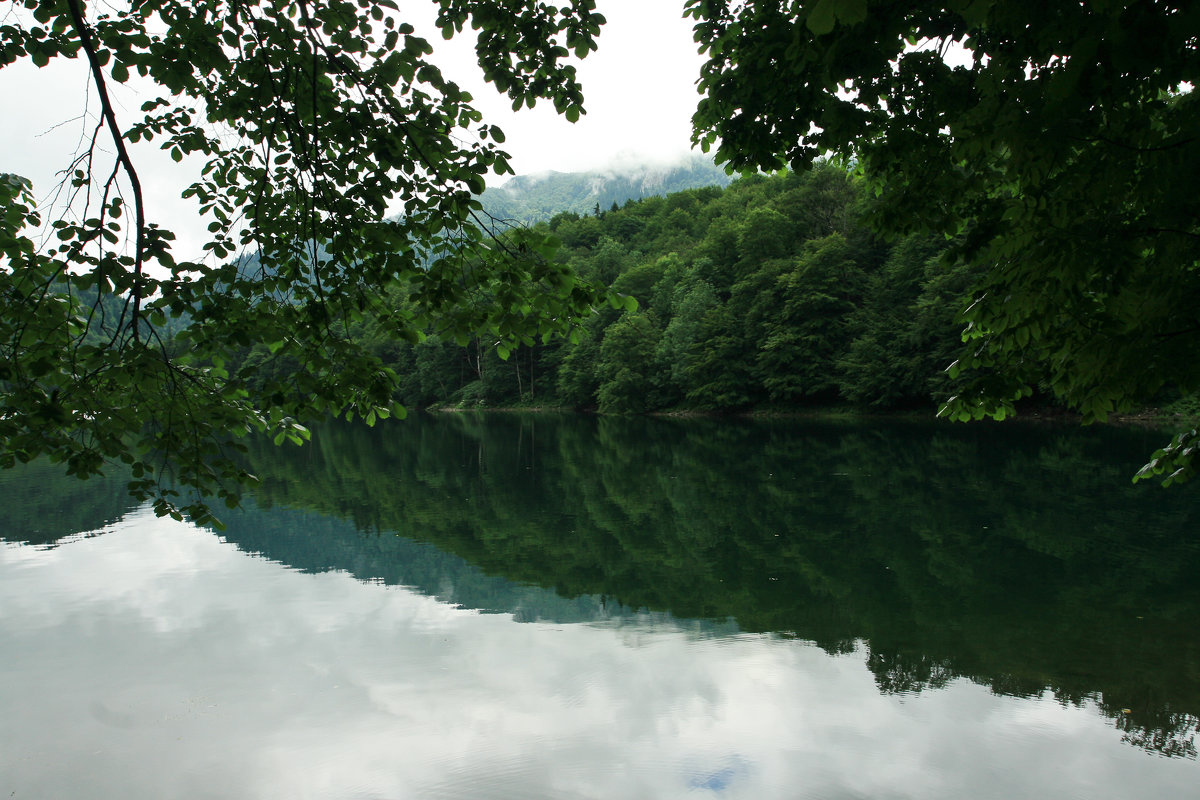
6,412,1197,759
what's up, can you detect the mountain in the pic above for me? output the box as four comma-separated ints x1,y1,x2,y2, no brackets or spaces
478,154,734,223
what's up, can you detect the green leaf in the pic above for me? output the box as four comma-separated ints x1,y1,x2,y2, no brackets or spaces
806,0,838,35
835,0,868,26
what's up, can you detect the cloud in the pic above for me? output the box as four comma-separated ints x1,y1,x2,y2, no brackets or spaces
1,510,1193,800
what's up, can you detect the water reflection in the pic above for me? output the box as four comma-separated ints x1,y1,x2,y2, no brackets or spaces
2,514,1197,800
226,414,1200,762
0,457,137,547
1,414,1199,799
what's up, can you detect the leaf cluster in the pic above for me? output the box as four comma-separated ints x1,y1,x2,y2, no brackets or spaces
0,0,611,521
685,0,1200,480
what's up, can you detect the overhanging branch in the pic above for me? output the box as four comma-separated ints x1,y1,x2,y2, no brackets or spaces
66,0,147,341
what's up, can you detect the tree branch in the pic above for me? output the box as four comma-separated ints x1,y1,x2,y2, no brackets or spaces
65,0,147,341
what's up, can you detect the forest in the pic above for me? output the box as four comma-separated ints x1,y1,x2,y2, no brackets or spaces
223,164,1007,415
6,0,1198,516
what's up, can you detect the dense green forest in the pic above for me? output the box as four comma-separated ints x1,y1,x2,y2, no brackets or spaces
229,163,996,415
9,0,1197,514
58,158,1194,421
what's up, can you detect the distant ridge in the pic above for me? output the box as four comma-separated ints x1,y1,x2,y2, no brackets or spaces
478,154,733,223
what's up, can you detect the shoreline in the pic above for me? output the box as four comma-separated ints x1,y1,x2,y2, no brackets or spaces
429,403,1197,430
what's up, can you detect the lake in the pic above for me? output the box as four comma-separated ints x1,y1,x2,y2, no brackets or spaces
2,413,1198,799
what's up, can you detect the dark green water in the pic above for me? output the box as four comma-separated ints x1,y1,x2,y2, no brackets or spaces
1,413,1198,798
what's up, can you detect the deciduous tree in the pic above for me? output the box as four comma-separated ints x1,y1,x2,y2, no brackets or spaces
686,0,1200,481
0,0,608,521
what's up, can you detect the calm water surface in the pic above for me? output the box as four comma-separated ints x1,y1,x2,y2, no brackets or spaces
1,414,1198,799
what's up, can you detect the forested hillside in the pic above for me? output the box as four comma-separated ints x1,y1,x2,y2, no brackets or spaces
226,162,1003,415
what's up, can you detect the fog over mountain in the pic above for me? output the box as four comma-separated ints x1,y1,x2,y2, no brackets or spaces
479,153,733,223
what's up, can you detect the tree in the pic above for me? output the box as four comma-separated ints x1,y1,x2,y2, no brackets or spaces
838,233,951,407
686,0,1200,481
0,0,610,522
595,312,664,413
756,234,869,402
735,207,794,268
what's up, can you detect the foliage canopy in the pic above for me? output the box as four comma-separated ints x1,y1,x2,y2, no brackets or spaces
686,0,1200,481
4,0,1200,514
0,0,609,522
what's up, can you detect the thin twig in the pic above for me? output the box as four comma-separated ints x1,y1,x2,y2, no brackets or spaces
66,0,147,342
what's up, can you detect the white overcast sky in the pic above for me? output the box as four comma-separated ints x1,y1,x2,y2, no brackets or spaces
422,0,707,175
0,1,704,259
0,1,704,233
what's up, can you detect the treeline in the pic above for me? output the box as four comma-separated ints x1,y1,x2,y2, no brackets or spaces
234,164,984,412
542,165,980,412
